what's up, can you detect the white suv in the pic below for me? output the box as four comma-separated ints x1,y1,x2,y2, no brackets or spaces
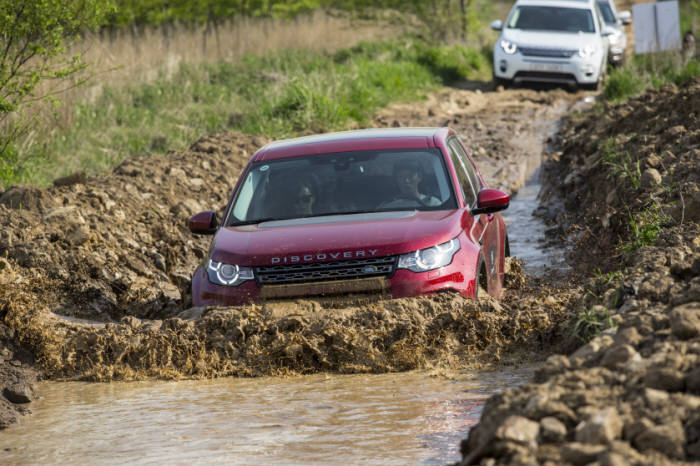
491,0,611,90
597,0,632,66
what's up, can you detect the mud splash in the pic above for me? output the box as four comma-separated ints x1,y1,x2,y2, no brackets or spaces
2,272,574,381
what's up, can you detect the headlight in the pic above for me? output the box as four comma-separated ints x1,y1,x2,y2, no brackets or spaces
397,238,461,273
500,40,517,55
206,259,254,286
608,32,622,46
578,45,596,58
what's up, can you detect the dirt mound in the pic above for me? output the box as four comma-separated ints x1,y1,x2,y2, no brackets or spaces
458,78,700,464
539,77,699,271
0,132,266,321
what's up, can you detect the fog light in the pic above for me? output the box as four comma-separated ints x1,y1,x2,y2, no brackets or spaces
499,60,507,73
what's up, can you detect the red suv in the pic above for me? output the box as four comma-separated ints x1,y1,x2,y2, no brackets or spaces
188,128,510,306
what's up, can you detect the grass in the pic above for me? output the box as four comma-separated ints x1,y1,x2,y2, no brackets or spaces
568,306,615,343
603,53,699,103
3,38,490,187
620,205,668,255
598,137,642,189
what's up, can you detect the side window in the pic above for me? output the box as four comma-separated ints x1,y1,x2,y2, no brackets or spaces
448,139,480,207
447,140,476,208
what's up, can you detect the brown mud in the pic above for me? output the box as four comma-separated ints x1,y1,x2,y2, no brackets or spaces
458,78,700,464
0,86,586,429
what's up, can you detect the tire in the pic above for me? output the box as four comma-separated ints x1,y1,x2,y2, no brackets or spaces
493,76,511,89
475,255,488,301
492,70,511,89
580,79,601,91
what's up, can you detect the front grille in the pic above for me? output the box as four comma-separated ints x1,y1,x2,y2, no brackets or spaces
520,47,576,58
255,256,397,285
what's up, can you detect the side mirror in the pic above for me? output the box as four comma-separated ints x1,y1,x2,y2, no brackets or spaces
188,210,218,235
490,20,503,31
472,189,510,216
602,28,614,37
618,10,631,25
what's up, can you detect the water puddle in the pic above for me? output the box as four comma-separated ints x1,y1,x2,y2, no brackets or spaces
503,171,570,278
1,368,532,465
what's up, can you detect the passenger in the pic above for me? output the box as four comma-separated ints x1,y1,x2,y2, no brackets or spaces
379,163,441,209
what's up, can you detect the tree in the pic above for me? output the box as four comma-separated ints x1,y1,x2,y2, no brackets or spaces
0,0,113,184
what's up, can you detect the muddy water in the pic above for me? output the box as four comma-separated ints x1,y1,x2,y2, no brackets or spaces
1,369,532,465
502,171,570,277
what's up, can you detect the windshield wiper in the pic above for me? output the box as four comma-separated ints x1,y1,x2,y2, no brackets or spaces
229,209,406,226
229,217,292,226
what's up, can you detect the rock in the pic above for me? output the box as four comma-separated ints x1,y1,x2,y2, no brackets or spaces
686,366,700,393
3,382,33,404
613,327,641,348
641,168,662,189
0,401,19,429
575,407,623,444
539,416,567,443
643,367,685,392
66,226,90,246
669,302,700,339
534,354,570,382
601,344,638,369
633,422,686,459
494,416,540,446
643,388,670,408
598,452,630,466
560,442,606,465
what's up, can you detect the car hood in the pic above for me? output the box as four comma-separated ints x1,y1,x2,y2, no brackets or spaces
210,210,468,266
502,29,597,49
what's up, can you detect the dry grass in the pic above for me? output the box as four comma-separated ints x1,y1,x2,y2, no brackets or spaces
61,11,395,107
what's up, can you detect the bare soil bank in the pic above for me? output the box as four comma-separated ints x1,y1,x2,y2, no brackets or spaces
0,86,583,429
458,79,700,464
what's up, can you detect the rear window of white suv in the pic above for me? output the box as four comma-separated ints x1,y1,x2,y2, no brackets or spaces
508,6,595,33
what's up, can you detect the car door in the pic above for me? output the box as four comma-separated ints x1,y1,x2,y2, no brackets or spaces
448,137,504,297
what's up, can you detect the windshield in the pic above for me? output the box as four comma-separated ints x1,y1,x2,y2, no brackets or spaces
507,6,596,33
597,1,616,24
227,149,458,225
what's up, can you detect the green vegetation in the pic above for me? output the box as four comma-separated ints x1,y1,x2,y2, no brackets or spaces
598,137,642,189
568,306,615,343
603,54,699,103
106,0,496,41
593,269,624,285
4,39,490,187
620,205,668,255
0,0,114,186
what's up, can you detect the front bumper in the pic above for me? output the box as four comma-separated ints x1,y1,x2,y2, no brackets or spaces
493,44,604,85
191,251,478,307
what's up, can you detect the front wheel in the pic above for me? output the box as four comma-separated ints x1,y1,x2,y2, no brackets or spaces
475,255,488,301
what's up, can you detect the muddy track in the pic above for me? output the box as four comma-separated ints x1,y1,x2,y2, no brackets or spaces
458,78,700,465
0,85,587,427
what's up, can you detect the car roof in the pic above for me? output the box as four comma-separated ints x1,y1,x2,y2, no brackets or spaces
252,128,451,161
514,0,595,8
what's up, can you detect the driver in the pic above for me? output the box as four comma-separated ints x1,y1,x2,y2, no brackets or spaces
287,177,316,217
379,162,440,209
